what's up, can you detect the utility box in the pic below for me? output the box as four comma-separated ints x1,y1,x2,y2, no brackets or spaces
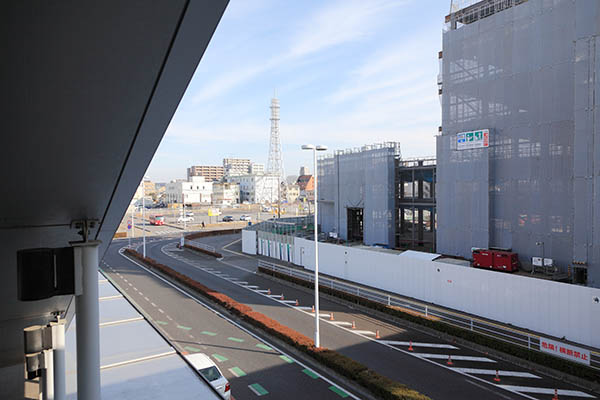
472,249,519,272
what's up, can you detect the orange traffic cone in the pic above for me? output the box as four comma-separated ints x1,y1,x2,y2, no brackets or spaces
311,305,315,313
493,370,500,382
552,389,559,400
408,341,414,352
329,313,335,321
375,330,381,339
351,320,356,329
446,355,453,365
267,288,271,295
295,299,299,306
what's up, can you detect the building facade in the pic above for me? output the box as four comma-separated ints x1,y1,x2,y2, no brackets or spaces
250,162,265,175
165,176,213,204
187,165,224,181
212,182,240,206
296,175,314,201
318,142,400,246
286,184,300,203
437,0,599,286
223,158,252,177
229,174,280,204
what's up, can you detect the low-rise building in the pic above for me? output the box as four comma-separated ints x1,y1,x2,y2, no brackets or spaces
229,174,280,204
212,182,240,206
165,176,213,205
286,184,300,203
296,175,314,201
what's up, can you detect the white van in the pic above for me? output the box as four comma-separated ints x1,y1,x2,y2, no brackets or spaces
184,353,231,399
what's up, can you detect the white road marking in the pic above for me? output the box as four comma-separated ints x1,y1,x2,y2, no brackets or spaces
151,302,157,307
267,294,284,298
246,285,259,289
379,340,459,349
353,330,376,335
166,315,173,321
138,292,143,296
247,384,264,396
414,353,496,362
497,386,595,398
452,368,540,378
256,289,270,293
281,300,298,304
144,296,150,301
158,308,164,314
296,306,313,310
99,295,123,301
330,321,353,326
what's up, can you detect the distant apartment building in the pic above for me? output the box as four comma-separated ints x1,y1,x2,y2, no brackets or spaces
286,184,300,203
212,182,240,207
250,162,265,175
165,176,212,204
229,174,280,204
187,165,224,181
223,158,251,177
299,166,310,176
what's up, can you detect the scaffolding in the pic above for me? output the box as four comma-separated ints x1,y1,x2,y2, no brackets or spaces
447,0,528,29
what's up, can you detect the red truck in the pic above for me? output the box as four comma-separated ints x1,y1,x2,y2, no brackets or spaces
472,249,519,272
149,215,165,226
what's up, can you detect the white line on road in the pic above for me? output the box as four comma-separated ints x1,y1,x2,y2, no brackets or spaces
414,354,496,362
330,321,353,326
158,308,164,314
353,330,376,335
378,340,459,349
151,302,157,307
497,386,595,398
452,368,540,379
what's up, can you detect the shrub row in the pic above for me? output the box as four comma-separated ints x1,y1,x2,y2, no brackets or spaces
259,267,600,384
183,243,223,258
185,228,241,240
124,248,429,400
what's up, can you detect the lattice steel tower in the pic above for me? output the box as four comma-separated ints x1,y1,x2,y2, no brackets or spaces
266,97,285,179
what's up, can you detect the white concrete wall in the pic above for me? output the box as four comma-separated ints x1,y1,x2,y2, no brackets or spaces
241,230,256,255
294,238,600,349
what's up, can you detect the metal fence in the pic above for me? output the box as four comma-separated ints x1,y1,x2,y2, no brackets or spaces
185,239,216,254
258,259,600,371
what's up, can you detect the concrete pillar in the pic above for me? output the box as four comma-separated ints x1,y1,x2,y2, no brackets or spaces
73,241,102,400
51,320,66,400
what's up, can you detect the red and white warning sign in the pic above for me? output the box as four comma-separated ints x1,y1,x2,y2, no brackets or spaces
539,337,590,365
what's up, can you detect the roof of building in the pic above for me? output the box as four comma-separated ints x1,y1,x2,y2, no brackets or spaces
296,175,314,191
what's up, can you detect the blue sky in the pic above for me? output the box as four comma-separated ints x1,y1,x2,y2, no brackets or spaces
147,0,448,182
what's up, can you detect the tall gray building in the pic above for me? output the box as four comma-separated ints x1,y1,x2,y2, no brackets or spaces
437,0,599,287
318,143,400,246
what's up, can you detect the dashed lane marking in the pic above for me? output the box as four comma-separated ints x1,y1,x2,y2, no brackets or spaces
166,315,173,321
279,355,294,363
184,345,203,353
201,331,217,336
227,337,244,343
302,368,319,379
496,386,595,398
158,308,165,314
415,353,496,362
155,320,168,325
353,330,376,335
177,325,192,331
452,368,540,378
379,340,459,349
330,321,353,326
248,383,268,396
256,343,272,351
328,386,350,398
229,367,247,378
151,302,157,307
212,354,228,362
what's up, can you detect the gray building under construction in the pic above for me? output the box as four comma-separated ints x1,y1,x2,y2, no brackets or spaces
318,143,400,246
437,0,600,286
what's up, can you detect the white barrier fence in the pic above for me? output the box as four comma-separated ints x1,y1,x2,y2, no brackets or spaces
185,239,216,254
291,238,600,350
241,230,256,255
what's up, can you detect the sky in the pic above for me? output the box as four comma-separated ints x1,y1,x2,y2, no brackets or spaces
147,0,449,182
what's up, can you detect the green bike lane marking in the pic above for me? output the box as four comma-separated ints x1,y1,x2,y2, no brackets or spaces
228,367,247,377
302,368,319,379
155,320,168,325
184,346,203,353
255,343,272,351
177,325,192,330
329,385,350,398
200,331,217,336
212,354,228,362
279,355,294,363
248,383,269,396
227,337,244,343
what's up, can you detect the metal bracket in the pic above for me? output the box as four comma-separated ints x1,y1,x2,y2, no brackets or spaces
70,219,99,242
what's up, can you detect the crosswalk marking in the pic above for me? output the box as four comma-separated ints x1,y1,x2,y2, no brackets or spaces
497,386,595,398
379,340,458,349
451,368,540,378
414,353,496,362
353,330,376,335
330,321,353,326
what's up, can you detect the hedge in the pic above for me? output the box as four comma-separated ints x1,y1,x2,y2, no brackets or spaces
185,228,241,240
258,267,600,384
124,248,429,400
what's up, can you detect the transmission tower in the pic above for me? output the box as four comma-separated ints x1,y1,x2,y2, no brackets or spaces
263,97,286,212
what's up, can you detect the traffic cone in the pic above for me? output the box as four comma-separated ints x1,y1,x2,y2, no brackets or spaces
267,288,271,295
552,389,559,400
311,305,315,313
295,299,299,306
446,355,453,365
408,341,414,352
351,320,356,329
375,330,381,339
329,313,335,321
493,370,500,382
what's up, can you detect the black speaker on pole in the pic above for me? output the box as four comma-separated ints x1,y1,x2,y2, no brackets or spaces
17,247,75,301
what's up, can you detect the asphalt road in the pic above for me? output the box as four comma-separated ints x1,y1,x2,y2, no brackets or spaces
114,233,598,400
102,239,359,400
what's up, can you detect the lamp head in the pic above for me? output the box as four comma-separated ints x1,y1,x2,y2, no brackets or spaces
301,144,315,150
316,145,328,151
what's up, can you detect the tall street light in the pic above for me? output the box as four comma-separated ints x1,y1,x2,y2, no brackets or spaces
142,176,149,258
301,144,327,348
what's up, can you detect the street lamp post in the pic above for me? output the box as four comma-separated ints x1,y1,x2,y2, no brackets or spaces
302,144,327,348
142,176,149,258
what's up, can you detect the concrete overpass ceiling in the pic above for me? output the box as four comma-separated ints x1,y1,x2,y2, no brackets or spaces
0,1,228,394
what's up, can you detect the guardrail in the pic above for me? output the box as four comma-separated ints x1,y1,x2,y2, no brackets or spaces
185,240,216,254
258,260,600,371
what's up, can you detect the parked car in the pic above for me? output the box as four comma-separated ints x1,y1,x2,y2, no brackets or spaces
222,215,234,222
239,215,251,221
177,216,194,223
184,353,231,399
261,206,271,212
185,211,194,217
